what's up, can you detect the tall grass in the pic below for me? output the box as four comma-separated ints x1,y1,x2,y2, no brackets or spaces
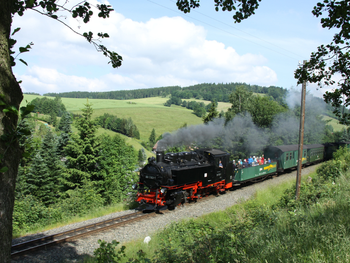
13,203,129,238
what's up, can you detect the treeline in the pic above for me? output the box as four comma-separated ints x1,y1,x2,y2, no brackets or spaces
14,103,138,235
24,92,41,95
43,83,287,104
30,96,67,117
44,86,182,100
164,96,213,117
96,113,140,139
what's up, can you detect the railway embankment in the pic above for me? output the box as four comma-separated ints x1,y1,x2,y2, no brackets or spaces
12,160,340,262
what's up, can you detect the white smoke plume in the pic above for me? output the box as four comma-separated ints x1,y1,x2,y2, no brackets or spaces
157,114,268,155
157,89,328,157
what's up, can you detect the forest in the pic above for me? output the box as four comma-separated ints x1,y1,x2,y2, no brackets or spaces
44,83,284,103
14,102,138,235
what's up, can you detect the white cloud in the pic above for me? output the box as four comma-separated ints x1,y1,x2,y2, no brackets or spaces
20,66,108,93
13,0,278,95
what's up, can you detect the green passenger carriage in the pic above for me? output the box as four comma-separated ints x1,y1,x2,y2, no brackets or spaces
234,162,277,182
264,145,307,172
305,144,325,163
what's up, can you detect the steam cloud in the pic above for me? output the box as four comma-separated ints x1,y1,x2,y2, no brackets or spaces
157,89,328,157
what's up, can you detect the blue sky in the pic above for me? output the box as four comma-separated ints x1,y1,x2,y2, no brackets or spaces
11,0,336,97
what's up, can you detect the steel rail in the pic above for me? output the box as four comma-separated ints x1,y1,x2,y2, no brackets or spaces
11,211,152,257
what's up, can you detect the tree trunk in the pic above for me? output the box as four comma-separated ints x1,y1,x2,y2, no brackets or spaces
0,1,23,262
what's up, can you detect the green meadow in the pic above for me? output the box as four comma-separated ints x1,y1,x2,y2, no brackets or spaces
321,115,347,132
22,94,231,141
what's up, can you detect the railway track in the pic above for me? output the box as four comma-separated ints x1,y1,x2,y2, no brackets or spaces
11,192,222,258
11,211,153,258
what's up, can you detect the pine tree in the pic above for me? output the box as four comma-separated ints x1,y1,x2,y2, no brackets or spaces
99,134,137,204
149,128,156,147
49,111,57,127
25,129,61,205
58,111,72,132
57,111,72,155
138,148,146,165
62,102,101,190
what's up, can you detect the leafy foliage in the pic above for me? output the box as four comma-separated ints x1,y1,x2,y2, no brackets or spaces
203,100,219,123
44,83,287,104
11,0,122,68
293,1,350,124
29,96,66,117
96,113,140,139
99,134,138,204
94,240,126,263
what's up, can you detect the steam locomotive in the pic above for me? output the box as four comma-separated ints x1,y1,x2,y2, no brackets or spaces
133,142,349,211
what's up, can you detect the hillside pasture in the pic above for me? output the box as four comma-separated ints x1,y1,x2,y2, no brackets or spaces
23,94,206,141
321,115,347,132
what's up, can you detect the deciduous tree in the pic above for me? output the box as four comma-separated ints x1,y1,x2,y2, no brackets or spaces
177,0,350,124
1,1,121,260
203,100,219,123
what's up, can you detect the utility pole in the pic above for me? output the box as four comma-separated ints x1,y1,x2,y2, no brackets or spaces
296,60,307,200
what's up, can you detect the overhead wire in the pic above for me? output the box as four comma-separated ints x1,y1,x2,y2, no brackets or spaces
146,0,303,61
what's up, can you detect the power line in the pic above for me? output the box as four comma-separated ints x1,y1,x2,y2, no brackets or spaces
147,0,302,61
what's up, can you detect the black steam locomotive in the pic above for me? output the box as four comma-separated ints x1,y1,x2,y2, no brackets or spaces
133,142,349,211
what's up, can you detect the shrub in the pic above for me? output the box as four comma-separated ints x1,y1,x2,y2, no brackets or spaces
13,195,62,234
58,184,104,217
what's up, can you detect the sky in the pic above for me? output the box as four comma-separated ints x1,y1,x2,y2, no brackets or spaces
11,0,337,98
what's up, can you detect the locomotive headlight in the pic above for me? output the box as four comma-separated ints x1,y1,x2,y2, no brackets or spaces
132,184,138,190
160,188,167,194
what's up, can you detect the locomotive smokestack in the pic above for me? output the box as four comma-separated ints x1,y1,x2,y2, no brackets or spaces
156,151,164,163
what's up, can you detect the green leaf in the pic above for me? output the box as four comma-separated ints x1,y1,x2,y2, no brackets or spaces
22,152,31,158
19,47,30,53
19,59,28,66
0,167,9,173
12,27,21,36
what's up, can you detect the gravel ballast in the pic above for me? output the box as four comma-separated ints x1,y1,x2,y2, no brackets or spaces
12,164,320,263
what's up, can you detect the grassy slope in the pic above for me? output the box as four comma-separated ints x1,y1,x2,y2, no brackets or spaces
321,115,347,132
22,94,231,142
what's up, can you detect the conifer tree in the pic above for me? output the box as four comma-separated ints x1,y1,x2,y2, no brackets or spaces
57,111,72,155
58,111,72,132
62,102,101,190
138,148,146,165
99,134,137,204
25,129,61,205
149,128,156,147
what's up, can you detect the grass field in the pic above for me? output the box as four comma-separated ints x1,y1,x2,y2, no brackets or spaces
22,94,231,141
321,115,347,132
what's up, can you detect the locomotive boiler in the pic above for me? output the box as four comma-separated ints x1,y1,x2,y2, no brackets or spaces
134,149,233,210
